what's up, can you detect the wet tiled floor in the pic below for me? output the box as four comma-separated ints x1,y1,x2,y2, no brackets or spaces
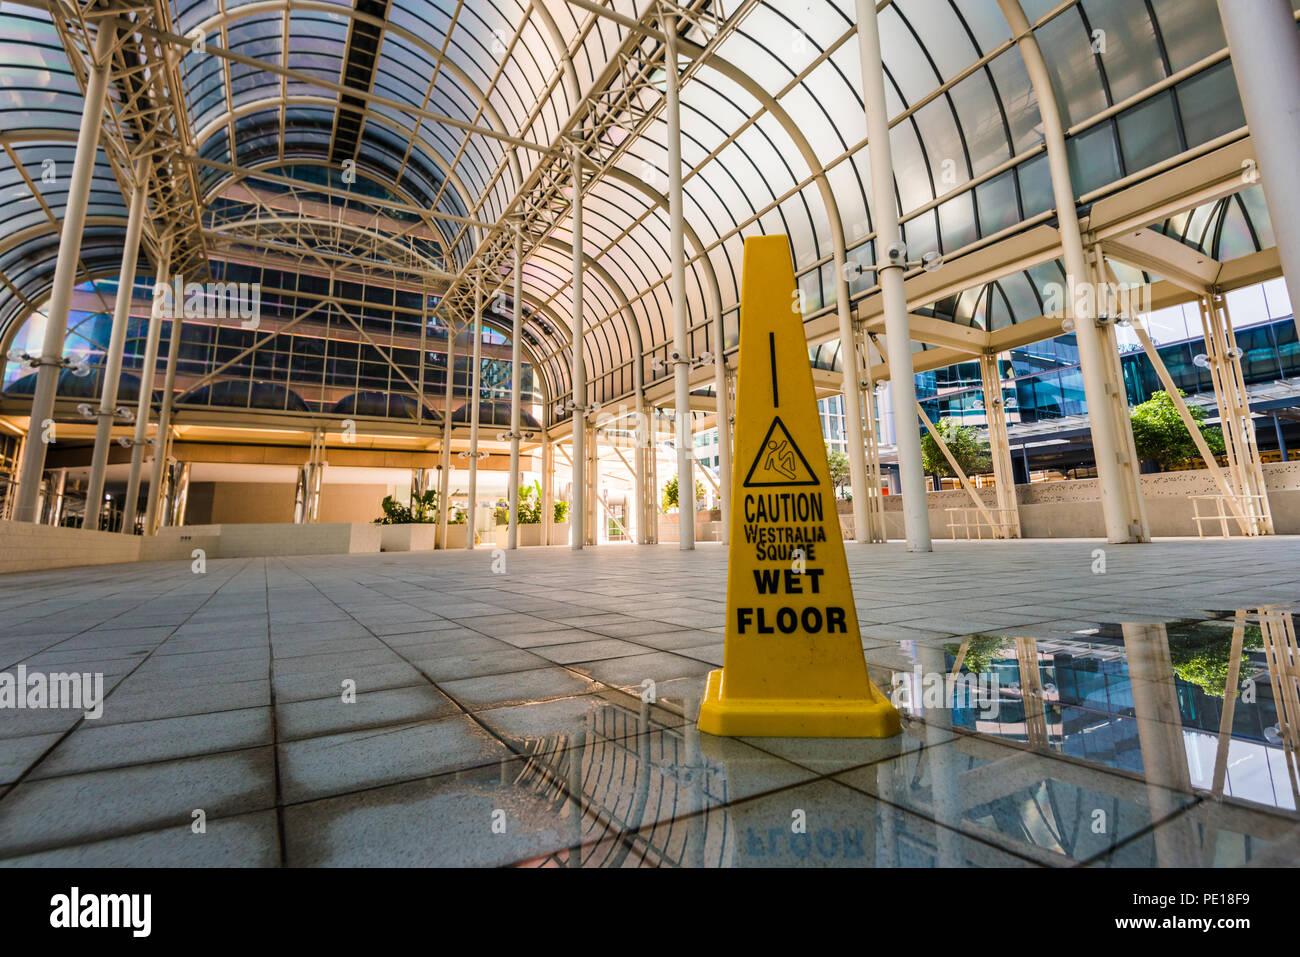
0,538,1298,866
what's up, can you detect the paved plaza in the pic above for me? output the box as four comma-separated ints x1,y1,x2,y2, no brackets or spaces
0,538,1297,866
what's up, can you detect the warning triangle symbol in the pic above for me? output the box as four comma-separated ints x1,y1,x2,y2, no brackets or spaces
742,416,820,487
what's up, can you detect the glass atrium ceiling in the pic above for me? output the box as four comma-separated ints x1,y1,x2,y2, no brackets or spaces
0,0,1295,424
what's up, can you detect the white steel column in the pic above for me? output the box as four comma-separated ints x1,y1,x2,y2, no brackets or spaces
633,387,648,543
542,433,555,545
855,0,930,552
1217,0,1300,335
122,234,172,534
999,0,1144,544
651,413,661,542
1200,293,1273,533
507,229,524,549
586,415,599,545
144,279,185,534
664,14,695,551
13,23,116,523
47,469,67,526
570,143,586,551
438,322,457,549
711,357,731,546
979,353,1021,538
466,283,483,550
85,157,149,530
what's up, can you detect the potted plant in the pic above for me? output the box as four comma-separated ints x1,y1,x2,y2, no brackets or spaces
373,489,438,551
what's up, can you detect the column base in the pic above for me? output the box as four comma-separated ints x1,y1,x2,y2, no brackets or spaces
697,668,902,738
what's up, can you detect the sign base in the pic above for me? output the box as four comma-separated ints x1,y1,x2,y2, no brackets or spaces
698,667,901,738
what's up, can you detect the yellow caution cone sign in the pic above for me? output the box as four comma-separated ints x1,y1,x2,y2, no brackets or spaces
697,235,901,738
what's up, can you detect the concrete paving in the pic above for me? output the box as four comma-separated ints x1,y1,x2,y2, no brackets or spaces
0,538,1297,866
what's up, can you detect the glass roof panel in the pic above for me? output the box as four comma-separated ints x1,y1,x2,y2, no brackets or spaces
0,0,1282,408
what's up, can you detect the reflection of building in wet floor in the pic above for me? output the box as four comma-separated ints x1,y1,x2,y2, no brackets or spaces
492,611,1300,867
888,609,1300,864
940,619,1295,809
505,697,726,868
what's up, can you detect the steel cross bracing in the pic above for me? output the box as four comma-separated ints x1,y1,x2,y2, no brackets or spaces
48,0,210,281
431,0,754,366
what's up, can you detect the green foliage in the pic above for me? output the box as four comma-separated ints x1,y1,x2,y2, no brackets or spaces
1168,623,1263,698
553,500,570,524
493,499,510,526
921,417,991,479
946,634,1008,674
447,489,467,524
373,489,438,525
1130,389,1225,470
516,480,544,524
661,472,705,513
826,445,851,499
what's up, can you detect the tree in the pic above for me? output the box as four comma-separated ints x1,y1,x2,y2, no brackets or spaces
661,473,705,513
826,445,851,499
921,417,991,479
1130,389,1225,470
945,634,1008,675
1167,622,1263,698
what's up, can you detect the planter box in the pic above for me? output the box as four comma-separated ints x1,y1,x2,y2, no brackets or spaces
658,516,722,542
490,523,547,547
548,522,571,546
380,524,438,552
439,524,468,549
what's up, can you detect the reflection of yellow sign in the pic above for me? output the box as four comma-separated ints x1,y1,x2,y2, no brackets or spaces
697,235,901,738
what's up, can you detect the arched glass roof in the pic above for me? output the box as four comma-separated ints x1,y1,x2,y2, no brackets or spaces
1,0,1294,426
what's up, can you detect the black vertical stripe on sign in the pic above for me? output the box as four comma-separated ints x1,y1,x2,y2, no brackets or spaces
769,331,779,407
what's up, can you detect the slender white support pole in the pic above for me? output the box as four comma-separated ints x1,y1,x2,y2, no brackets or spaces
664,15,695,550
980,353,1021,538
122,234,172,534
85,157,149,530
13,23,116,523
998,0,1141,544
711,353,731,546
633,387,647,543
542,433,555,544
836,281,871,543
855,0,930,551
48,469,66,526
570,143,586,551
1217,0,1300,336
438,322,456,548
145,279,185,534
466,283,483,550
507,229,523,549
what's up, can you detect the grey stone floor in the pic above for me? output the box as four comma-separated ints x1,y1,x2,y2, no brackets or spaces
0,537,1298,866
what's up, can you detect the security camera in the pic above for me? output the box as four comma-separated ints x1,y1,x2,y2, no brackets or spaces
885,240,907,265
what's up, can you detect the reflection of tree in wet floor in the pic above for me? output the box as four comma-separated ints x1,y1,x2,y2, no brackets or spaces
1166,620,1263,698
